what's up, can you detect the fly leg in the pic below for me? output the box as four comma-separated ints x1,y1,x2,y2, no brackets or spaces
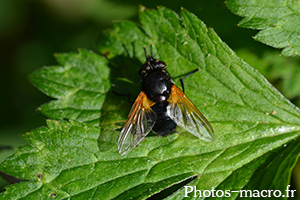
180,68,200,93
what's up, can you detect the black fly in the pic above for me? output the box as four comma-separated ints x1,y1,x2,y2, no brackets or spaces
118,44,214,155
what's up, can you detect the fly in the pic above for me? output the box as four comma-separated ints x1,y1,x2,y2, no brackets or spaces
118,44,214,155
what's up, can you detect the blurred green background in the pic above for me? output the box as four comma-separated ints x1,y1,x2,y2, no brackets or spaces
0,0,299,197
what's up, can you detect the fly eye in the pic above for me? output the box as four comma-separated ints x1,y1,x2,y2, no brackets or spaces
157,61,166,69
139,63,150,75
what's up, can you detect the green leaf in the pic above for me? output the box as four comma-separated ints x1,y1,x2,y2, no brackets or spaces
1,6,300,199
29,49,111,126
236,49,300,106
226,0,300,57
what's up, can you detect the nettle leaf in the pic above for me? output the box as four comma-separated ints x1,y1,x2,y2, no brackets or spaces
226,0,300,57
1,6,300,199
29,49,111,126
237,49,300,106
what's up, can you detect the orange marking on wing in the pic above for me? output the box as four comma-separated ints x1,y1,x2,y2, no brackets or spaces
124,91,155,124
168,85,213,131
168,84,189,104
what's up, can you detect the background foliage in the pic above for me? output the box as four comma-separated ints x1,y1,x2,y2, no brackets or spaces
0,0,299,199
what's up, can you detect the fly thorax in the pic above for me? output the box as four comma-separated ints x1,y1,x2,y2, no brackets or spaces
142,70,172,103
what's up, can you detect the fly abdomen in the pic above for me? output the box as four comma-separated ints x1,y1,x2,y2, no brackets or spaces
151,102,176,135
152,117,176,136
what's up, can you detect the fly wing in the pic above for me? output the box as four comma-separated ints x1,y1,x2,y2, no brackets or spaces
118,91,157,155
167,85,214,141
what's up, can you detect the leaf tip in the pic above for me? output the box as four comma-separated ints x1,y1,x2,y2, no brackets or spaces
140,5,146,12
23,132,30,137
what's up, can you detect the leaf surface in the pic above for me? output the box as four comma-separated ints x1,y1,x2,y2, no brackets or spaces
1,6,300,199
29,49,111,126
226,0,300,56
